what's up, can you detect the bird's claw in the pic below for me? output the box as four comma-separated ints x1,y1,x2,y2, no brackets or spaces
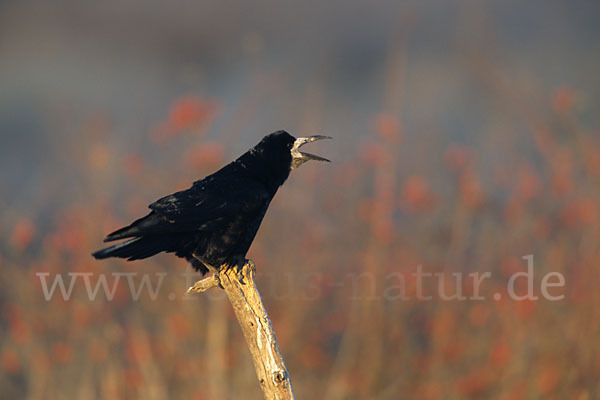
236,257,248,284
231,257,255,285
237,265,246,284
246,259,256,273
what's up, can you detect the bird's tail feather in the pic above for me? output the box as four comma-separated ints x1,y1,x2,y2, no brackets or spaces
103,212,169,242
92,237,164,261
103,223,141,242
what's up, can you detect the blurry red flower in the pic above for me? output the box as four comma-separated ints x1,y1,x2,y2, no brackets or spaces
373,113,401,142
73,305,93,328
10,319,30,344
560,202,579,227
577,197,597,224
52,342,73,364
400,176,435,213
359,142,390,167
537,364,559,395
167,313,191,339
516,165,541,201
1,349,20,374
89,143,110,170
50,218,86,253
551,86,575,114
561,198,598,227
459,170,485,209
414,381,441,400
124,367,143,388
299,343,326,368
373,218,396,243
490,339,511,367
515,299,536,320
444,144,471,171
192,390,209,400
169,96,217,131
442,341,463,362
582,139,600,176
551,172,572,196
432,311,455,338
469,304,491,327
11,219,35,251
125,334,150,364
401,176,428,205
2,303,21,323
151,96,219,144
184,142,225,169
457,367,492,396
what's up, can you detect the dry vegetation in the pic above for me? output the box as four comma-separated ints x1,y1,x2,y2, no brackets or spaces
1,3,599,399
1,82,599,399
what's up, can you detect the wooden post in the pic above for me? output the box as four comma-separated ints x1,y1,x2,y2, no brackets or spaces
187,261,295,400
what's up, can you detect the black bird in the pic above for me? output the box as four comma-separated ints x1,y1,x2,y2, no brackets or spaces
92,131,330,274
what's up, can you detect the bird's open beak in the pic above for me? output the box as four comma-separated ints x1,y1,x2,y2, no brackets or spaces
291,135,332,169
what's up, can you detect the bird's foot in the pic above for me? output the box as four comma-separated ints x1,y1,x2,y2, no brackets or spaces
232,257,255,285
245,259,256,272
235,256,247,284
237,267,245,284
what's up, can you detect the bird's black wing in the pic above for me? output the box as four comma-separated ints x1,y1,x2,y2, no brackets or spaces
148,175,270,232
102,173,270,242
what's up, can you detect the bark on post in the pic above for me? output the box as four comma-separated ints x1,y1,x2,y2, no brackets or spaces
187,261,295,400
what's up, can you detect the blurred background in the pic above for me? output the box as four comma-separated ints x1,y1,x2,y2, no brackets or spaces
1,0,599,399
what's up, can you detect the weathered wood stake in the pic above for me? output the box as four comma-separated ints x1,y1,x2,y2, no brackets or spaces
186,261,295,400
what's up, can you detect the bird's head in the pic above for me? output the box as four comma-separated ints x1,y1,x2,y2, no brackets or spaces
242,131,330,189
256,130,331,171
